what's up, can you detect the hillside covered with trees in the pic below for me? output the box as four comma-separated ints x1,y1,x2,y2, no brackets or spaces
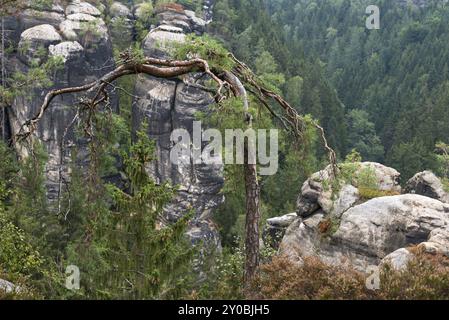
1,0,449,301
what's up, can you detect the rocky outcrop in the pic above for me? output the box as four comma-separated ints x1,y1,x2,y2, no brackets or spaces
281,194,449,270
296,162,401,218
265,162,449,272
132,6,223,247
405,171,449,204
380,248,414,270
153,3,208,35
3,1,222,249
65,1,101,17
4,1,116,203
18,24,62,64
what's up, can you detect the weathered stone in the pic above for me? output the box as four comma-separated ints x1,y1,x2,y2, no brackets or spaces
20,9,65,30
7,3,116,204
18,24,62,65
66,1,101,17
142,25,185,59
132,15,223,246
263,213,298,249
0,279,17,294
281,194,449,270
405,171,449,204
59,15,109,61
380,248,414,270
296,162,401,218
49,41,84,63
110,2,131,18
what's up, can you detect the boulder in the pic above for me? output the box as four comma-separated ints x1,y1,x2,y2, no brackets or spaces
281,194,449,270
405,171,449,204
110,2,131,18
59,15,109,56
154,6,207,35
380,248,414,270
296,162,401,218
65,1,101,17
142,25,186,59
49,41,84,63
18,24,62,65
0,279,17,294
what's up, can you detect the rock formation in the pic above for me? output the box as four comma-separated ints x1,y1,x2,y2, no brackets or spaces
405,171,449,204
131,3,222,247
2,1,222,247
296,162,401,219
3,0,116,203
265,162,449,272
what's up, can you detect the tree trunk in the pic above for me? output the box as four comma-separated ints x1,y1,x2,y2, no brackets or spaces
243,160,260,287
222,72,261,289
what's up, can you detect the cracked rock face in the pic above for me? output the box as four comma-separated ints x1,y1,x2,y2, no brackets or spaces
266,162,449,272
3,1,222,250
280,194,449,271
132,10,223,248
5,1,116,203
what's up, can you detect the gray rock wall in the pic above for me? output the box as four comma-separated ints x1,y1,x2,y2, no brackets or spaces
132,5,223,248
2,1,222,248
3,1,116,203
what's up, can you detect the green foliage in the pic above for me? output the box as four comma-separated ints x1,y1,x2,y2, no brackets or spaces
175,34,236,71
387,138,436,182
210,0,348,156
197,246,245,299
134,2,155,42
67,124,195,299
0,211,43,277
263,0,449,171
358,187,400,200
0,55,64,104
435,142,449,178
346,110,384,162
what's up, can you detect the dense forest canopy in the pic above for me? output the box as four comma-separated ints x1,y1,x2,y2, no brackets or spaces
258,0,449,179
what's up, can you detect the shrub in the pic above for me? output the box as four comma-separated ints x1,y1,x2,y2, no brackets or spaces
250,256,374,300
379,250,449,300
250,252,449,300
